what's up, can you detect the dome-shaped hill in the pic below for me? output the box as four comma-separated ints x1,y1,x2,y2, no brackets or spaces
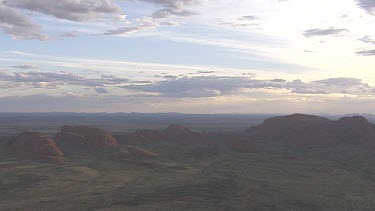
53,132,87,152
247,114,332,139
335,116,375,145
163,124,193,135
246,114,375,146
162,124,196,144
12,131,64,163
59,125,118,150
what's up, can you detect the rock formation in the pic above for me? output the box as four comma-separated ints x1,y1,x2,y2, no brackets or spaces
57,125,118,150
12,131,64,163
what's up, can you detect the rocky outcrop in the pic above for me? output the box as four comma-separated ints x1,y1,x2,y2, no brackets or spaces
247,114,375,146
247,113,331,139
12,131,64,163
59,125,118,150
53,132,87,152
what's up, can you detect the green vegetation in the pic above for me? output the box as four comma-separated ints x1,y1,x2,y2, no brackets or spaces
2,138,375,211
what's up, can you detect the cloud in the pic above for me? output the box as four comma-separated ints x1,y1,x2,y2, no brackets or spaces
197,71,215,74
0,5,48,40
356,0,375,15
0,71,130,89
103,2,188,36
11,64,38,69
219,15,260,28
290,77,372,95
241,16,258,21
303,27,348,38
124,76,374,98
61,32,78,37
0,0,125,39
356,49,375,56
162,75,178,79
313,77,366,87
358,36,375,45
95,86,109,94
3,0,122,22
104,25,154,35
139,0,199,19
103,16,160,35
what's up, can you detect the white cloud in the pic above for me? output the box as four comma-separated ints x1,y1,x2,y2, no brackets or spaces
12,64,38,69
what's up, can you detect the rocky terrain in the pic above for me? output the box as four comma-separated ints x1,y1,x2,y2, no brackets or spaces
247,114,375,146
2,114,375,210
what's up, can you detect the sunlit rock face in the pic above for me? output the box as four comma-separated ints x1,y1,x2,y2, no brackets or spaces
13,131,64,163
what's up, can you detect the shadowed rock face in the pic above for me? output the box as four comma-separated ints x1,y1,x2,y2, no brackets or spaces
12,131,64,163
247,114,331,138
59,125,118,150
53,132,87,152
247,114,375,146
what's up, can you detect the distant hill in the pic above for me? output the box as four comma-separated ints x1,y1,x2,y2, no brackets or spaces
247,113,375,146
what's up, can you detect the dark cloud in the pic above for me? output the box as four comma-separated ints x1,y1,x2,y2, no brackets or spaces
0,71,130,89
3,0,121,22
152,8,195,19
95,87,109,94
271,79,287,83
124,76,374,98
163,75,178,79
241,16,258,21
104,1,197,35
313,78,365,87
356,49,375,56
0,5,48,40
290,77,371,95
140,0,199,19
197,71,215,74
303,28,348,38
356,0,375,15
0,0,124,39
359,36,375,45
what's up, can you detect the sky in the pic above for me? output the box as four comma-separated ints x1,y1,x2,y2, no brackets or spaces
0,0,374,114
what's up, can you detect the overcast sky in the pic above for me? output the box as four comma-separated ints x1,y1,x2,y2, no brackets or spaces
0,0,374,114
